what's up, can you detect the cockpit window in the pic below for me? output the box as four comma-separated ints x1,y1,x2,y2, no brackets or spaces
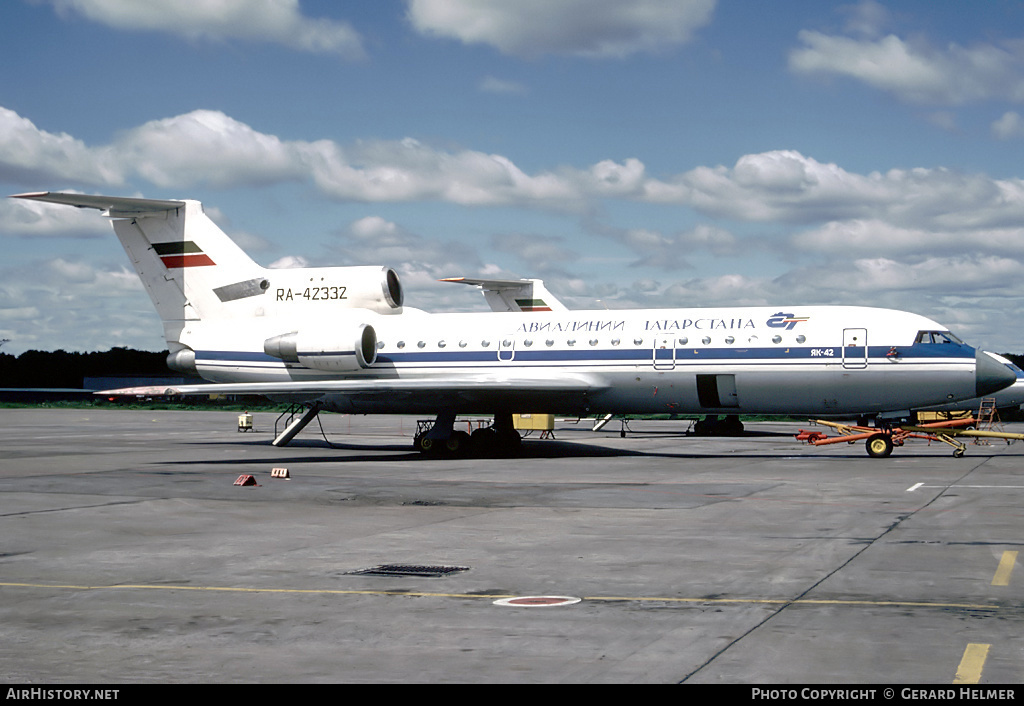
915,330,964,345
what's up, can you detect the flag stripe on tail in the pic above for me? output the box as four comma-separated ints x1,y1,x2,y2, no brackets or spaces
160,254,216,268
515,298,552,312
153,241,216,268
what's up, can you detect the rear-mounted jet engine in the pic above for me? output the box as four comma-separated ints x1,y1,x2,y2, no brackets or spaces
264,324,377,371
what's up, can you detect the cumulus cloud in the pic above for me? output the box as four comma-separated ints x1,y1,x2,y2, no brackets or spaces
779,255,1024,299
837,0,890,39
992,111,1024,140
489,232,579,281
586,222,739,271
0,256,159,353
0,108,121,187
328,216,488,301
789,26,1024,105
114,110,309,188
479,76,528,95
267,255,309,269
644,150,1024,231
7,102,1024,350
318,215,560,312
406,0,716,58
307,137,581,205
6,105,1024,238
0,195,109,238
39,0,366,59
791,219,1024,258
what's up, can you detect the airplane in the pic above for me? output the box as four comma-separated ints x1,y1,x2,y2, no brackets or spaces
10,191,1016,456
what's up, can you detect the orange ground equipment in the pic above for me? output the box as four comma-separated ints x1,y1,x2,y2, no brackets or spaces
796,417,1024,458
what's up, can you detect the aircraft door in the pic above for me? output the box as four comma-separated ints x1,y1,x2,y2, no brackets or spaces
696,374,739,408
842,328,868,369
653,335,676,370
498,334,515,362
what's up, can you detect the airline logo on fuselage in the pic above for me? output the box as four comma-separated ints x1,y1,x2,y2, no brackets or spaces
766,312,809,330
645,318,755,331
153,241,216,268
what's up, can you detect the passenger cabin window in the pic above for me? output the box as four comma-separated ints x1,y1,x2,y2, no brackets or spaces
915,331,964,345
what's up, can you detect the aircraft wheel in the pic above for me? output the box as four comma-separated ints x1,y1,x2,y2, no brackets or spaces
417,434,438,454
693,417,715,436
953,448,965,458
446,430,471,456
490,428,522,456
865,433,894,458
721,415,744,436
498,428,521,449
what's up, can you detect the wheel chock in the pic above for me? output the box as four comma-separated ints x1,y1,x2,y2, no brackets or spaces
271,467,290,479
233,474,259,486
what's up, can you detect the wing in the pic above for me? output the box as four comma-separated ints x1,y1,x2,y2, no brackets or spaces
98,372,608,409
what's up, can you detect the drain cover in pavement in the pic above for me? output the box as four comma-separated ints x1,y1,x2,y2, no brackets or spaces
349,564,469,578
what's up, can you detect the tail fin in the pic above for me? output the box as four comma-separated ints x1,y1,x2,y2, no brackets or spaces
12,192,266,359
13,192,265,322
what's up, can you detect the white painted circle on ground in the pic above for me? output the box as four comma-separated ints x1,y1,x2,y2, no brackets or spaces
493,595,581,607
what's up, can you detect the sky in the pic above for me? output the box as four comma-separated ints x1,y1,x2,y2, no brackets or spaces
2,0,1024,356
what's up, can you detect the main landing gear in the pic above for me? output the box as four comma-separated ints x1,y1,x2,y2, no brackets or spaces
692,415,745,437
414,412,522,456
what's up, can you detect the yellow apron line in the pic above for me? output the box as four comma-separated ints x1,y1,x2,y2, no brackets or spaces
585,596,1004,610
0,581,1010,611
953,643,991,684
991,550,1018,586
0,582,513,600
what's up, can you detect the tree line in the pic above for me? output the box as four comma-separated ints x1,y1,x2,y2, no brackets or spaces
0,347,176,389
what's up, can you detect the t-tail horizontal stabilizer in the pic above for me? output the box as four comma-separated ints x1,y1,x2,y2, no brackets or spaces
440,277,567,312
11,192,186,216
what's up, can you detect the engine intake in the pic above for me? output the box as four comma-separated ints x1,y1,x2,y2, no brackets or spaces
264,324,377,371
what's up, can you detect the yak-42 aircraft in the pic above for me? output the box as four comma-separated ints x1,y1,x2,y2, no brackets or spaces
12,192,1016,456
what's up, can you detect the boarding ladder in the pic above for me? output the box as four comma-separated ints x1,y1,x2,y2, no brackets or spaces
973,398,1003,445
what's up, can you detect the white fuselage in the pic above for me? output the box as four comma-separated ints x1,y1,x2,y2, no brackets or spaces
184,305,989,417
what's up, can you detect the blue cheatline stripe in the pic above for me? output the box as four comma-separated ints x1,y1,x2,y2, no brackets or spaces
194,348,974,374
193,346,974,362
196,343,974,365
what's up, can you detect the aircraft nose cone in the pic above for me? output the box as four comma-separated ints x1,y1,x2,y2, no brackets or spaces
976,350,1017,396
